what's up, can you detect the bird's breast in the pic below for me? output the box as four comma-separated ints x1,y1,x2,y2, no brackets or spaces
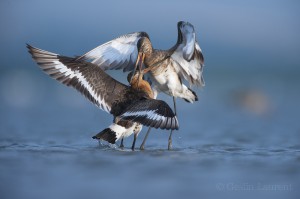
146,58,169,77
148,63,182,96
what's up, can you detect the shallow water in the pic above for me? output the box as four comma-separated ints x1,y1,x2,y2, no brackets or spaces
1,72,300,199
1,140,299,199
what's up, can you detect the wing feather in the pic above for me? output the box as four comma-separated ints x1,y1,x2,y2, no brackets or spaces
27,44,129,114
78,32,149,72
119,99,179,130
171,22,205,87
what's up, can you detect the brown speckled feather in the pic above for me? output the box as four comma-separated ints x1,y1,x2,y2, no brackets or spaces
27,44,179,130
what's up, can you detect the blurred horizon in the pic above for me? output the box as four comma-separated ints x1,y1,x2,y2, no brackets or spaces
0,0,300,73
0,1,299,199
1,0,299,111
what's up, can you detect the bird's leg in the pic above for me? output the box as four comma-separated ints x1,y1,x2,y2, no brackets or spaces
120,138,124,148
140,127,152,150
168,96,177,150
168,130,173,150
131,133,137,151
173,95,177,115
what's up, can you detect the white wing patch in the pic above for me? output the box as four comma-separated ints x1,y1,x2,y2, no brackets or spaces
171,41,204,87
28,46,111,113
181,24,196,61
79,32,146,72
52,61,111,112
118,99,179,130
72,68,110,113
171,22,205,87
121,110,165,123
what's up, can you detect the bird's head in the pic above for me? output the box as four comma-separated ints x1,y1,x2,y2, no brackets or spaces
127,70,144,84
127,71,135,84
137,37,152,56
127,70,153,98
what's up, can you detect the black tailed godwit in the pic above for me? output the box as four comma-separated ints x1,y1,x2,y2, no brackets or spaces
92,70,154,150
27,45,179,150
78,21,204,150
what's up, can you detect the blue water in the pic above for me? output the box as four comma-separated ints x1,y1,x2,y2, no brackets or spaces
1,1,300,199
1,71,299,199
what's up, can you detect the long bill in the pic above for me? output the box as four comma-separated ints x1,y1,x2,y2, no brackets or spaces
137,53,145,88
130,53,141,84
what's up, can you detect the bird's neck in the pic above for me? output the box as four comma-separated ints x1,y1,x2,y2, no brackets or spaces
130,75,154,99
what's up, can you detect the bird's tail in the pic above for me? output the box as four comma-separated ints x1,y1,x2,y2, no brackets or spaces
92,128,117,144
92,123,130,144
182,85,198,103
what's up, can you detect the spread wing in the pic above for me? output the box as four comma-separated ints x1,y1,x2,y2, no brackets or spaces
119,99,179,130
27,44,129,114
77,32,149,72
171,21,205,87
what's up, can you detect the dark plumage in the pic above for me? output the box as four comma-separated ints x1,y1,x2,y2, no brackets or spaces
92,128,116,144
27,44,179,134
78,21,205,150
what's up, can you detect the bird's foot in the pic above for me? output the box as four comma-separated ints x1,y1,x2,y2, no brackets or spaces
168,141,172,150
131,146,135,151
140,144,145,150
168,130,173,150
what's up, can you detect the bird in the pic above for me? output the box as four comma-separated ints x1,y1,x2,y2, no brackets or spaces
92,118,143,150
27,44,179,150
77,21,205,150
92,70,153,150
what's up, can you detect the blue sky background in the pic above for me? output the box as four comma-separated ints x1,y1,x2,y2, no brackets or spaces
0,0,299,73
